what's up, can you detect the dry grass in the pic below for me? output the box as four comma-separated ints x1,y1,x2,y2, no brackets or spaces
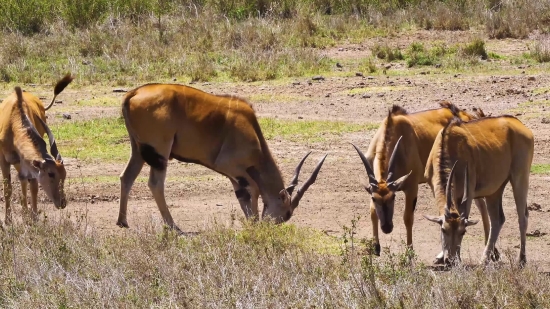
0,215,549,307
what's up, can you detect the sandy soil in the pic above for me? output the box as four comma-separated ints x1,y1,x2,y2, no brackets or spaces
2,31,550,270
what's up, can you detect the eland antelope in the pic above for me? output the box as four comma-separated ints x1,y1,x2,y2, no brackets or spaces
117,83,327,232
424,116,534,266
352,102,485,256
0,74,72,225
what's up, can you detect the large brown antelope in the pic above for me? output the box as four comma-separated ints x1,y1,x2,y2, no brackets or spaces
117,83,327,232
0,74,72,225
352,102,485,257
424,116,533,266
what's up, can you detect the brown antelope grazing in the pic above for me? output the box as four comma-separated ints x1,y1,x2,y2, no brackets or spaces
424,116,534,266
0,74,72,225
352,102,485,256
117,83,327,232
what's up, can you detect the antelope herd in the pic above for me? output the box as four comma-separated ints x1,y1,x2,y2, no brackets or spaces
0,74,535,267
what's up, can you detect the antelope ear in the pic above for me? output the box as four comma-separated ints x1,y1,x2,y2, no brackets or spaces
32,160,44,169
388,170,412,191
279,189,291,204
465,219,479,227
359,176,373,194
423,214,443,225
285,184,296,195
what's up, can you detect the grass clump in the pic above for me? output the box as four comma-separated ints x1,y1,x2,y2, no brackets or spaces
371,44,404,62
406,42,437,67
460,38,488,60
358,57,378,74
530,37,550,63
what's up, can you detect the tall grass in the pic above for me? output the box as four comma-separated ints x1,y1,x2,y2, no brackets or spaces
1,0,550,83
0,216,549,307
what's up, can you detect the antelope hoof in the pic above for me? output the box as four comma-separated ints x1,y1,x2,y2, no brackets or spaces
373,243,381,256
433,256,445,265
116,220,129,228
491,248,501,262
519,253,527,268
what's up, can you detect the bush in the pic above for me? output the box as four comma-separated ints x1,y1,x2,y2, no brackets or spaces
460,38,488,60
371,44,404,62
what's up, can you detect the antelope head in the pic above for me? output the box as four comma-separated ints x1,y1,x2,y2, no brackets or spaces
252,152,327,224
31,116,67,209
352,136,411,234
424,160,477,265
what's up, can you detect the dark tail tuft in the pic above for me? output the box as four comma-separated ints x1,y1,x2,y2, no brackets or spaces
140,144,167,170
54,73,74,95
439,100,462,117
390,104,407,115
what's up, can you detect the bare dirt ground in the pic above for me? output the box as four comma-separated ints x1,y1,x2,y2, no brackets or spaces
2,31,550,269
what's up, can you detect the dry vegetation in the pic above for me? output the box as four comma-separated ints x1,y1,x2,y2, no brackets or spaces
2,0,550,307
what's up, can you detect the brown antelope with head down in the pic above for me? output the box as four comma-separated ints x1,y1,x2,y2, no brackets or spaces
117,83,327,232
0,74,72,225
351,102,486,257
424,116,533,266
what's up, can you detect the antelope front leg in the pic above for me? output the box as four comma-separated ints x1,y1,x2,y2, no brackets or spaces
480,196,504,265
370,201,381,256
29,179,39,223
231,178,259,221
1,159,12,225
403,190,417,250
475,198,500,261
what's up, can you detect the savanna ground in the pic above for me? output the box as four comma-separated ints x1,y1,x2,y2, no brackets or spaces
2,0,550,307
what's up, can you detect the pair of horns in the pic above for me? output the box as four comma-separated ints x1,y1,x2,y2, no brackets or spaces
352,135,404,188
286,152,328,209
15,87,62,162
445,160,468,215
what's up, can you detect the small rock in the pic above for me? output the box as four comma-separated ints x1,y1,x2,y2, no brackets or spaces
82,60,91,65
367,76,375,80
528,203,543,211
377,93,385,97
435,63,442,68
528,76,536,81
312,76,325,81
203,82,211,86
454,74,460,78
356,72,364,77
307,80,312,85
388,81,395,85
527,230,547,237
362,94,371,99
542,118,550,123
358,82,365,86
173,78,177,81
113,89,127,93
216,203,223,207
292,81,301,86
325,93,331,97
385,64,392,70
298,116,303,119
338,48,344,52
420,71,427,75
62,113,71,120
336,62,343,68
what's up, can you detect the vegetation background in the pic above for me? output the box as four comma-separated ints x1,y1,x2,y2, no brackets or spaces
1,0,550,307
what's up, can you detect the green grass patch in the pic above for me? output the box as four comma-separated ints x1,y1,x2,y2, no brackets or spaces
248,93,310,104
51,117,128,162
531,163,550,174
75,96,120,107
343,85,413,95
259,118,378,142
51,116,377,162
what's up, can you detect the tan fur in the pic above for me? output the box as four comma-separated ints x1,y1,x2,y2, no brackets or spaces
0,78,70,225
425,116,534,266
117,83,326,232
359,102,483,254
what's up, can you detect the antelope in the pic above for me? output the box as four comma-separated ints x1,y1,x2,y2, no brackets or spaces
0,74,72,225
117,83,327,232
351,102,486,257
424,116,533,266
